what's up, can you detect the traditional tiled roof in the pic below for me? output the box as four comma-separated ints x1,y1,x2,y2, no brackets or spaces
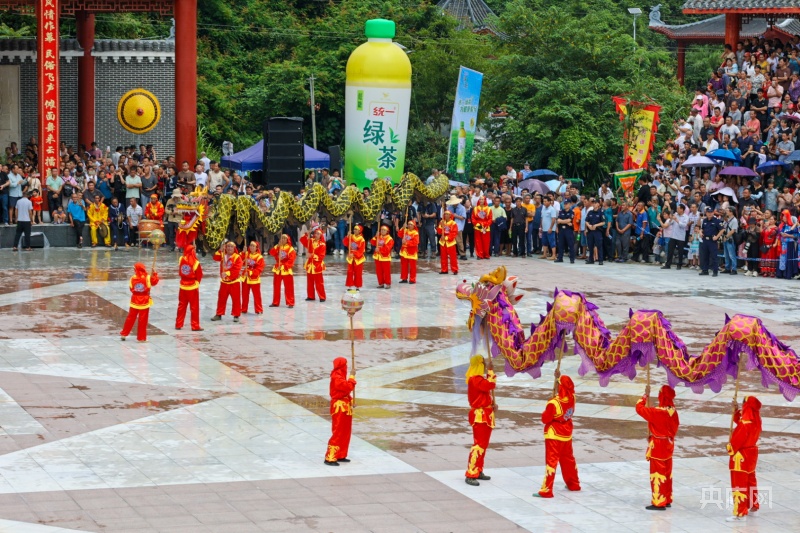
0,38,82,52
437,0,501,35
683,0,800,13
651,15,800,40
92,40,174,53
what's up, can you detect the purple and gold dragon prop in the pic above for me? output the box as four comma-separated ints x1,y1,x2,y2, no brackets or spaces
456,266,800,401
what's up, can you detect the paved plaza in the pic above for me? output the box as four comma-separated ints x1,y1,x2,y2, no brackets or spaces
0,248,798,532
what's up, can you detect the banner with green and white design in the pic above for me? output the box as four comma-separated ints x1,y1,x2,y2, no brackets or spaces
446,67,483,183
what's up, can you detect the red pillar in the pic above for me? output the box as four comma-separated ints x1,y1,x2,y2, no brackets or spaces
677,41,686,87
175,0,197,166
77,11,95,150
724,14,741,51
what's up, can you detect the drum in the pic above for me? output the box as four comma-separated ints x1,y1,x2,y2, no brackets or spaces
138,219,161,241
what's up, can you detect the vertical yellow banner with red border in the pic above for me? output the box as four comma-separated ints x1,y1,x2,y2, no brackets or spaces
612,96,661,171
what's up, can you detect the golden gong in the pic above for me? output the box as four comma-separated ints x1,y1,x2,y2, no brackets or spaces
117,88,161,134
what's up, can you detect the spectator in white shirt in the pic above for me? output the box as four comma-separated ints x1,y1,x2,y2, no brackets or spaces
194,164,208,187
199,152,211,172
718,117,741,140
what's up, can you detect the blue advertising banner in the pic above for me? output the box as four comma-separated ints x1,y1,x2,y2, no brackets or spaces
446,67,483,182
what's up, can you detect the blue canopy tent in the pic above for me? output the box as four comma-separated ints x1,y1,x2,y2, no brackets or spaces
220,140,331,171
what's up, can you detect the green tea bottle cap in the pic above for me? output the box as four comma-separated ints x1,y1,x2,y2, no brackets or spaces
365,19,396,39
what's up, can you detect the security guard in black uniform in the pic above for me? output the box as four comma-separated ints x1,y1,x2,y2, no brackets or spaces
585,198,606,265
555,196,576,263
699,206,724,276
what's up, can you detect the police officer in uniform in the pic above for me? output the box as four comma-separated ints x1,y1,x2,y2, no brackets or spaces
555,197,576,263
699,207,724,276
585,198,606,265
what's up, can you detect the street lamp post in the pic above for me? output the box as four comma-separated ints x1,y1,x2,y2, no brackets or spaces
628,8,642,50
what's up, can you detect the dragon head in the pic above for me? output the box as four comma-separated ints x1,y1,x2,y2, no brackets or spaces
175,186,209,231
456,266,524,330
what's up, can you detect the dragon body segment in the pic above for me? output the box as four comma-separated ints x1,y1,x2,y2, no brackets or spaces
456,267,800,401
203,173,448,250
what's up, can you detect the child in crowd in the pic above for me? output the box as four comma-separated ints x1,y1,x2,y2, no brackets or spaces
53,206,67,224
688,224,701,269
30,190,43,224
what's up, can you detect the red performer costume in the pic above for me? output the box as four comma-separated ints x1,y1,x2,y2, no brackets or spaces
211,241,243,321
636,385,680,510
175,245,203,331
370,223,394,289
268,234,296,308
472,197,492,259
144,194,165,227
760,221,780,277
727,396,762,522
120,263,159,342
344,225,366,289
300,228,327,302
398,220,419,284
537,375,581,498
324,357,357,466
438,211,459,274
464,355,496,486
242,241,265,314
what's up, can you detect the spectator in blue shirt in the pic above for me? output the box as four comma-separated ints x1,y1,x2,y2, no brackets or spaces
631,201,652,263
67,193,87,249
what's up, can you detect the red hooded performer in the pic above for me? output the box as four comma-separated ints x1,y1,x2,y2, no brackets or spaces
438,211,459,274
370,223,394,289
324,357,357,466
464,355,496,486
175,245,203,331
398,220,419,284
269,234,296,307
211,241,243,321
300,227,326,302
636,385,680,510
344,224,366,289
537,374,581,497
472,197,492,259
727,395,762,522
242,241,265,314
120,263,159,342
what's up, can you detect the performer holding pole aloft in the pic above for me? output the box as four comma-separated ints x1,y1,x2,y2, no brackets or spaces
370,222,394,289
268,234,297,308
635,384,680,510
300,226,327,302
536,369,581,498
323,357,357,466
727,356,761,522
438,210,459,274
398,219,419,284
175,244,203,331
120,263,159,342
344,223,366,289
241,241,265,314
211,240,243,322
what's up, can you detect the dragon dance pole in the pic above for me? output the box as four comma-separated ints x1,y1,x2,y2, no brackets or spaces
341,289,363,409
552,333,564,398
728,356,745,442
350,314,356,408
645,361,651,408
483,321,496,409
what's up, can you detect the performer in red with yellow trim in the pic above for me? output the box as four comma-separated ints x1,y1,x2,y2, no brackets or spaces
120,263,159,342
537,373,581,498
268,234,296,308
438,210,459,275
211,241,243,322
370,222,394,289
472,197,492,260
175,244,203,331
464,355,496,486
727,395,762,522
300,227,326,302
635,384,680,511
242,241,265,314
144,194,165,227
344,224,366,289
324,357,357,466
398,220,419,284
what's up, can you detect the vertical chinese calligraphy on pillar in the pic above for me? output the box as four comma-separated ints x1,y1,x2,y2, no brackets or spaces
37,0,59,176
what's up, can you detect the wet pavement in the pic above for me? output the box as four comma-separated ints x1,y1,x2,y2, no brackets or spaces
0,248,797,531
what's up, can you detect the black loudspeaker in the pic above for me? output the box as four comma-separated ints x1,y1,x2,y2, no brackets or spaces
263,117,304,192
328,145,341,174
